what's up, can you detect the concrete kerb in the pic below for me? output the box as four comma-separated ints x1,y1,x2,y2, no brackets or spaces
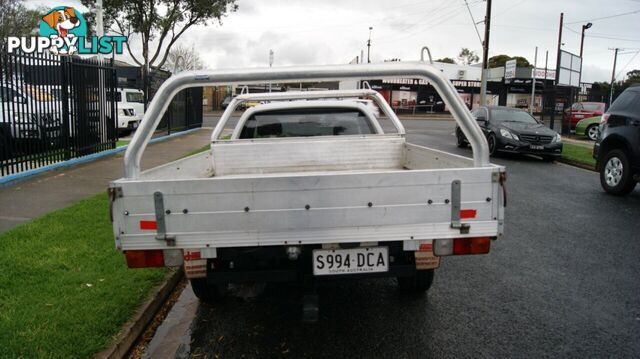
0,128,203,189
94,269,184,359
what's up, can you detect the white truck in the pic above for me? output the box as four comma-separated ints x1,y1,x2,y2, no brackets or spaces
115,88,144,134
109,63,506,319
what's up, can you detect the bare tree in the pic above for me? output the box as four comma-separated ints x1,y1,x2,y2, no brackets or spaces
164,44,205,73
457,48,480,65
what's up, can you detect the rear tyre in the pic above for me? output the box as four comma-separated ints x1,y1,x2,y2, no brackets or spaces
397,269,434,294
190,278,227,303
586,124,598,141
456,129,467,148
599,149,637,195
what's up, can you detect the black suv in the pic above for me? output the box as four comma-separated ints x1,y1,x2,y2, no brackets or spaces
594,86,640,195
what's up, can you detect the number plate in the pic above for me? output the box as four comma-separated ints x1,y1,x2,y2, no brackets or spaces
530,145,544,150
313,246,388,276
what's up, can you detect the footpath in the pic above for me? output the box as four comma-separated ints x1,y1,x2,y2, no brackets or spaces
0,129,211,233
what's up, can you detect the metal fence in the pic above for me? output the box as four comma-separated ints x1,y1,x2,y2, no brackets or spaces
157,87,203,135
0,49,117,176
0,49,204,177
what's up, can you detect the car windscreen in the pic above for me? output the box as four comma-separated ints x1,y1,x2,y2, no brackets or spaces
490,109,538,124
125,92,144,103
239,108,375,139
582,103,604,111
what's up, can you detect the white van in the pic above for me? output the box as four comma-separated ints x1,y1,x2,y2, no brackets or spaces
116,88,145,121
114,88,144,134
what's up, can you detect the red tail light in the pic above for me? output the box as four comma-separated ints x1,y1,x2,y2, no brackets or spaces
124,250,165,268
452,237,491,255
600,113,610,125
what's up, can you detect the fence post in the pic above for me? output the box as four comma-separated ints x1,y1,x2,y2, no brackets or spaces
60,56,71,160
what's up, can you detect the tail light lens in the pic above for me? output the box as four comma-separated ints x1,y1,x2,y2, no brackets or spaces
433,237,492,256
453,237,491,255
600,113,610,125
124,250,165,268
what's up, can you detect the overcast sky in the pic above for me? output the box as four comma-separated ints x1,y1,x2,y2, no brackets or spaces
30,0,640,82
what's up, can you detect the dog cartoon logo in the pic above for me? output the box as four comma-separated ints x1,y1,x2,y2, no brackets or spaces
39,7,86,55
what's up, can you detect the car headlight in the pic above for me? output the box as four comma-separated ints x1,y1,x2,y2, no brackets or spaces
552,133,562,143
499,128,519,141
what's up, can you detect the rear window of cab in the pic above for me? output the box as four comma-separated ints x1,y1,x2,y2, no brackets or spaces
239,108,375,139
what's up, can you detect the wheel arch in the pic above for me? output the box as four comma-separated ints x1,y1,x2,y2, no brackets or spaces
597,135,632,170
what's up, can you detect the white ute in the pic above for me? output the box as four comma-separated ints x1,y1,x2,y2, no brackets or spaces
108,62,506,320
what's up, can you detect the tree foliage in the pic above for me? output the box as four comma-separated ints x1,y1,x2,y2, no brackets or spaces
435,57,456,64
164,44,205,73
0,0,44,43
488,54,531,68
80,0,237,71
457,48,479,65
626,69,640,84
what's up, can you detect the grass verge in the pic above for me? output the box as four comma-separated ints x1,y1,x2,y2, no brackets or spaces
0,193,168,358
180,144,211,159
561,143,596,168
116,139,130,147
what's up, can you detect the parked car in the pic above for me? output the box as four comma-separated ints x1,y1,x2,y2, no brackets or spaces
0,111,42,160
575,116,601,141
456,106,562,161
1,85,61,147
116,108,140,135
220,95,232,109
116,88,145,122
563,102,606,129
106,89,142,134
593,86,640,195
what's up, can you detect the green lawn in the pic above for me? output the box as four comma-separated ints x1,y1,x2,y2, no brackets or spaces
116,139,130,147
0,194,168,358
562,143,596,168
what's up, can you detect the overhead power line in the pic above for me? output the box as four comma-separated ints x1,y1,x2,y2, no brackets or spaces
586,34,640,42
616,50,640,79
463,0,484,46
565,9,640,24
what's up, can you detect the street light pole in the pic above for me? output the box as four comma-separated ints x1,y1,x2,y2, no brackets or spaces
367,27,373,63
579,22,592,58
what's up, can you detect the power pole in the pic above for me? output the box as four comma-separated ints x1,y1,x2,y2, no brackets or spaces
530,46,538,114
541,50,549,123
367,27,373,63
550,12,563,132
479,0,492,106
609,47,620,106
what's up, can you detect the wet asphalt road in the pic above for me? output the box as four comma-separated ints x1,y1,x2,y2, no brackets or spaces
154,118,640,358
